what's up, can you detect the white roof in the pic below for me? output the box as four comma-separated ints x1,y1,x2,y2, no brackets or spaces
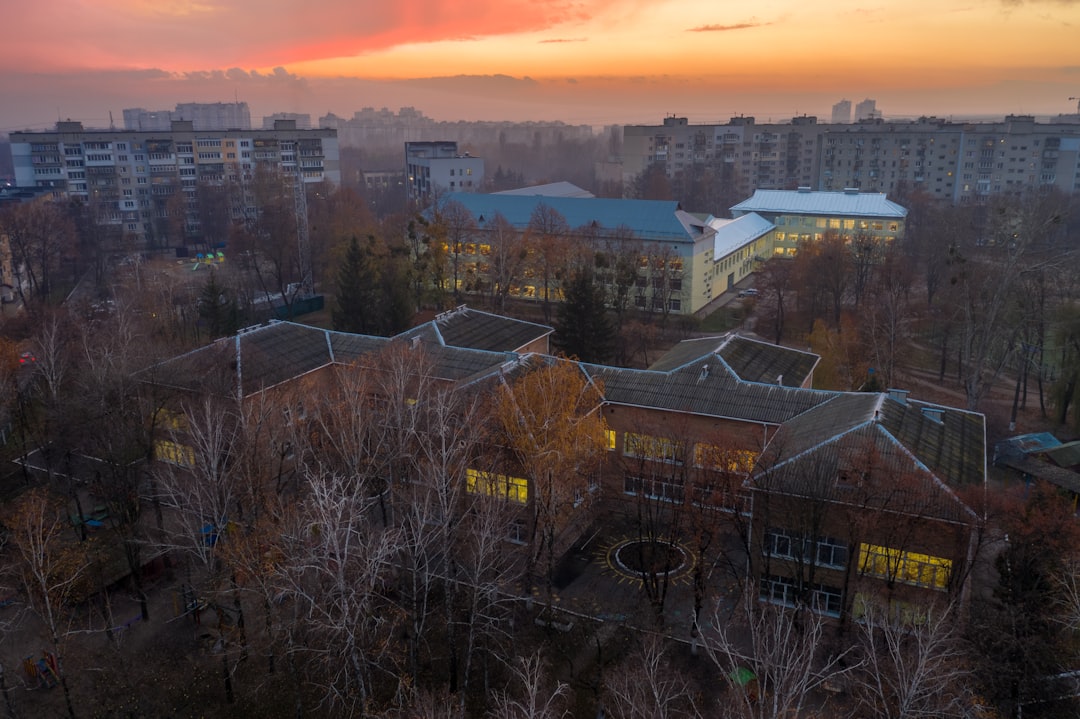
495,181,595,198
731,189,908,219
708,213,774,259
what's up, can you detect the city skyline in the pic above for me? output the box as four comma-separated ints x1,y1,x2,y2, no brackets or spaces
2,0,1079,132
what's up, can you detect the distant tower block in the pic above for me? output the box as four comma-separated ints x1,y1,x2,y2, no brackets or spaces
831,99,852,124
855,98,881,122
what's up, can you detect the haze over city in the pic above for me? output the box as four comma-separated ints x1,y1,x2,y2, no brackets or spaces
3,0,1079,132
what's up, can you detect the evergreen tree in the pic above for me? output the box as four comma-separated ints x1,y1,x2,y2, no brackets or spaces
333,235,415,336
333,235,380,334
197,271,239,339
554,268,614,364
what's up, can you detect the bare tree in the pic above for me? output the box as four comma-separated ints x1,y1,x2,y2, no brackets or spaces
852,602,970,719
603,634,703,719
703,588,857,719
488,651,570,719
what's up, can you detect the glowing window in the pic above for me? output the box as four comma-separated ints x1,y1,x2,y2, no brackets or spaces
466,469,528,504
858,543,951,590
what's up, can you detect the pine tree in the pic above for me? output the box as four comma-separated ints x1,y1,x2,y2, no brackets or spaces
333,235,379,334
198,272,239,339
554,268,614,364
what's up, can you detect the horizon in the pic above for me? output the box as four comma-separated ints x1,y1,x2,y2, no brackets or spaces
2,0,1079,135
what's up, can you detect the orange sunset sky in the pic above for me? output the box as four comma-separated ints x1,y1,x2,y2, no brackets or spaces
2,0,1079,133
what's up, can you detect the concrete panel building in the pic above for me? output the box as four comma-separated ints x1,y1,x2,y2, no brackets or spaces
10,119,340,250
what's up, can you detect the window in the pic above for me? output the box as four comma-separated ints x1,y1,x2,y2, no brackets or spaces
624,432,683,463
624,475,684,503
764,528,849,569
507,518,528,544
466,468,528,504
694,445,756,472
155,440,195,467
759,575,843,617
858,543,951,590
605,429,616,450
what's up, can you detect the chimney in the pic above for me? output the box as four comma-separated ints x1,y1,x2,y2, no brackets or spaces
699,364,710,381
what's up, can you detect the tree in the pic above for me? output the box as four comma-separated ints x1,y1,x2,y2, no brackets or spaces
332,234,413,336
486,213,527,312
0,197,76,307
554,267,614,363
197,272,240,340
852,602,970,719
3,488,91,719
525,204,571,323
704,589,857,719
603,635,702,719
491,360,609,602
968,482,1080,718
489,652,569,719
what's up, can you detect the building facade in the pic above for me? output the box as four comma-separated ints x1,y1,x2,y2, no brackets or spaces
124,102,252,131
10,119,340,249
405,141,485,203
622,115,1080,205
731,188,907,257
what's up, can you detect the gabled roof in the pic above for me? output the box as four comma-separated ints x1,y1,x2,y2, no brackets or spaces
708,213,775,258
647,334,818,388
441,193,714,243
731,189,908,219
400,305,553,354
756,393,985,520
141,320,515,398
584,361,833,426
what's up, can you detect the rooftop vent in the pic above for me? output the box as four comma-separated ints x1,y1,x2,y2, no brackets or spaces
921,407,944,424
887,388,910,405
843,187,860,195
797,186,812,193
699,364,710,381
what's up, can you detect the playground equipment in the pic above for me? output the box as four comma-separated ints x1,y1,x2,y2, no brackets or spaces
192,251,226,270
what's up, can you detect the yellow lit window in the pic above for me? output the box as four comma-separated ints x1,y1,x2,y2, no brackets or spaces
606,429,617,451
624,432,683,463
858,543,951,590
155,408,187,431
155,440,195,467
843,219,855,230
466,469,528,504
693,444,757,473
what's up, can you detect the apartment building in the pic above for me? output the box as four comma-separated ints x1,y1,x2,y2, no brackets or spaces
622,116,826,202
124,102,252,131
405,141,485,204
623,115,1080,206
9,119,340,249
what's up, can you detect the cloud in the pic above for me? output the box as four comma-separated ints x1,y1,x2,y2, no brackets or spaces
539,37,587,43
687,21,770,32
1,0,623,71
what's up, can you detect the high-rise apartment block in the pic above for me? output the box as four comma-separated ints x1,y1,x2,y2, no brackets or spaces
622,115,1080,205
124,102,252,131
831,99,852,125
10,119,339,249
405,141,484,203
855,99,880,122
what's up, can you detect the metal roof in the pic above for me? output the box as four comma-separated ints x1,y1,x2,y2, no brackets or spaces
442,193,713,243
400,306,553,353
646,334,818,389
494,182,595,198
584,362,834,426
731,189,908,219
708,213,775,258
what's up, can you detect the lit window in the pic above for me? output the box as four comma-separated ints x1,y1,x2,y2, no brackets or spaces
858,543,951,590
466,469,528,504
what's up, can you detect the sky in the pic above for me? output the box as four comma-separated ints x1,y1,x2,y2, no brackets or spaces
2,0,1079,133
